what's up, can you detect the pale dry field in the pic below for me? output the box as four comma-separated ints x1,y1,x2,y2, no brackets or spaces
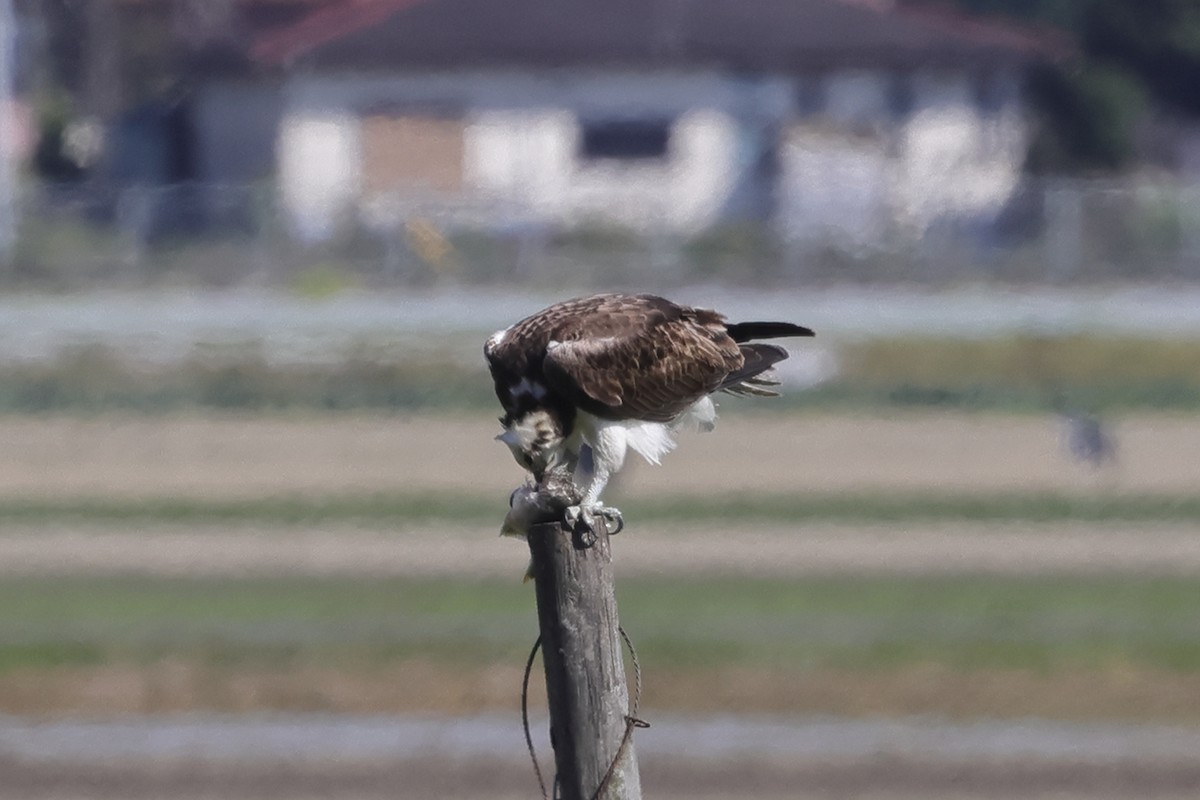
2,410,1197,579
4,522,1200,577
2,413,1198,798
0,411,1196,499
6,757,1198,800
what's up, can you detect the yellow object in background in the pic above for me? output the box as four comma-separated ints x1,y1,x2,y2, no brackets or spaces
405,217,456,273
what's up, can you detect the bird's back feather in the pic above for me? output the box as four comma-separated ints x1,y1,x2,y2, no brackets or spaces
486,293,812,427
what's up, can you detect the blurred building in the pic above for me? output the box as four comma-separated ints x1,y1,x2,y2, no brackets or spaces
97,1,323,187
248,0,1062,242
10,1,325,240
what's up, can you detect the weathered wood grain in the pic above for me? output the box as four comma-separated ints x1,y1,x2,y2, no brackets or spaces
526,515,641,800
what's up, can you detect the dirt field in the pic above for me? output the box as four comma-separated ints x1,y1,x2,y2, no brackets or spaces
3,522,1200,577
5,713,1200,800
7,755,1199,800
0,411,1196,499
9,658,1200,721
2,411,1197,799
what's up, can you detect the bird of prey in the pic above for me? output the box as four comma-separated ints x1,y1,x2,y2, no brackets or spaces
485,293,814,531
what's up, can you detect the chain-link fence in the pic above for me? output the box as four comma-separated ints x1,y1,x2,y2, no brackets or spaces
4,176,1200,289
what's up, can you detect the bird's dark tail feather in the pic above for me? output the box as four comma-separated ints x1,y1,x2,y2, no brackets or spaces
720,343,789,396
725,321,814,343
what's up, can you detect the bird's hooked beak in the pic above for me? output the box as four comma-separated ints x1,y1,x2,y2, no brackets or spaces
496,410,564,481
543,446,567,471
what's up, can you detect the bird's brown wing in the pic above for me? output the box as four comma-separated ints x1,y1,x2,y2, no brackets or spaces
485,294,642,416
542,314,742,422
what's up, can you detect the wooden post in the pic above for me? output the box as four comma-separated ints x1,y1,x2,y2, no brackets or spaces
526,516,642,800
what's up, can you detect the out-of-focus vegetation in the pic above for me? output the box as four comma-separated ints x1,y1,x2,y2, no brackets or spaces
0,343,489,412
2,574,1199,719
10,203,1200,289
3,334,1198,413
940,0,1200,172
31,0,1200,179
2,489,1199,527
835,333,1200,411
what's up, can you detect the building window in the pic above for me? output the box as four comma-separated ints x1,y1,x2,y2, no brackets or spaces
886,73,915,119
579,119,672,161
795,75,827,117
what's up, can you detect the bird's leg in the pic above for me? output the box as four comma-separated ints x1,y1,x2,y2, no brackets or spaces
564,472,622,535
563,444,624,535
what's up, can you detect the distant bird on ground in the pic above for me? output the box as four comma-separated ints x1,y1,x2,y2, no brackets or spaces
1061,410,1116,468
486,293,814,531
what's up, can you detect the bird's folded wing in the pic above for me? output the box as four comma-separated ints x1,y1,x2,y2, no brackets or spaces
542,329,737,421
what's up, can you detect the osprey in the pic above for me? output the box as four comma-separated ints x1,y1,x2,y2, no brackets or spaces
485,293,814,530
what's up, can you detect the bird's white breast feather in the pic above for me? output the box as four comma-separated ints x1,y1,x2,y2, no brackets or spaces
570,398,714,471
622,420,677,465
673,396,717,433
571,411,676,469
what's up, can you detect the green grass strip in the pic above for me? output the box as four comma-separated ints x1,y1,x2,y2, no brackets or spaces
4,333,1200,412
1,490,1199,527
1,574,1198,674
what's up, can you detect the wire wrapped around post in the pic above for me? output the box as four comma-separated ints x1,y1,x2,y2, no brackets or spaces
523,514,643,800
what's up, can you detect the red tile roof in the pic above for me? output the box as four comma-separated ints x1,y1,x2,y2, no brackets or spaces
252,0,431,65
253,0,1067,71
903,3,1070,58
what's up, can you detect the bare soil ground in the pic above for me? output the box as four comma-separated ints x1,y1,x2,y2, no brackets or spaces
4,756,1200,800
8,660,1200,721
4,713,1200,799
2,413,1197,798
3,522,1200,577
0,412,1196,499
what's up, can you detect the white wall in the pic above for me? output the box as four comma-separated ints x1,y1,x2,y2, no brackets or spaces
464,109,574,211
461,107,739,231
778,67,1030,245
278,112,361,241
779,126,892,247
892,70,1028,234
275,66,1030,242
894,104,1027,234
277,69,787,235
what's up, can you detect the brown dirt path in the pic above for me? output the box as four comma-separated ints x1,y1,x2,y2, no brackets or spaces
0,412,1196,499
0,522,1198,577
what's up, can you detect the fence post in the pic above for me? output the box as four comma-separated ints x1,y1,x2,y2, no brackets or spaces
1045,180,1083,282
525,514,643,800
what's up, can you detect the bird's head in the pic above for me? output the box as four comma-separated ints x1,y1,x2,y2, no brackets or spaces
496,409,565,480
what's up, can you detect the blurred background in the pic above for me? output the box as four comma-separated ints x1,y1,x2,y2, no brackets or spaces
2,1,1200,798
